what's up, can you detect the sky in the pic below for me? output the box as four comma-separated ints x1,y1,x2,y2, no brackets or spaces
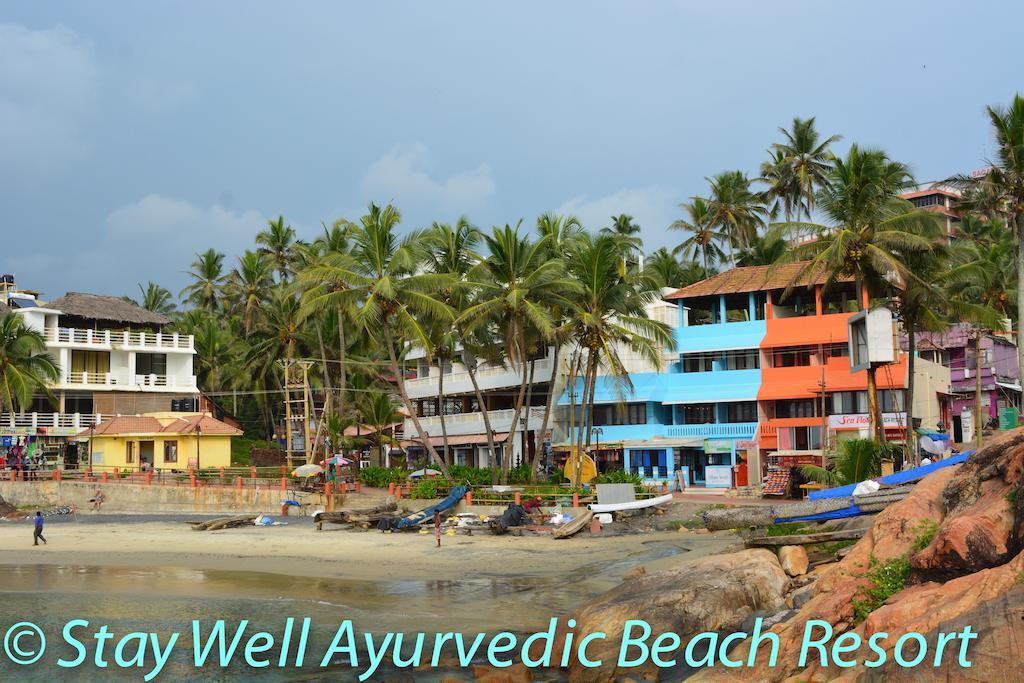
1,1,1022,302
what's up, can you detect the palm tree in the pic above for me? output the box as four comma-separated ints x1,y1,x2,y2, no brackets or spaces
257,216,299,282
949,94,1024,382
801,438,890,487
771,116,841,222
460,223,579,482
735,232,788,267
180,249,225,312
565,234,674,484
0,314,60,416
328,203,456,480
228,250,274,334
671,197,727,271
357,390,403,467
786,145,938,442
643,248,711,289
135,282,176,316
601,214,643,272
703,171,768,260
760,149,801,223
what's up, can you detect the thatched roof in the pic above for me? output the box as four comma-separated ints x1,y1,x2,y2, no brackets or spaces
665,262,852,299
48,292,171,325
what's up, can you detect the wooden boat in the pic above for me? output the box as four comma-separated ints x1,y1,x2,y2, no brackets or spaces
552,509,594,539
588,493,673,514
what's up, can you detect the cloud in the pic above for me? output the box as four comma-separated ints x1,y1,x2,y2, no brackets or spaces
556,186,681,252
0,23,97,173
361,143,495,213
60,195,264,298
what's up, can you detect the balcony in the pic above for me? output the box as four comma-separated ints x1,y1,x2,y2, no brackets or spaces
1,412,111,436
405,356,554,400
664,422,758,439
43,327,194,352
57,371,198,392
404,407,547,438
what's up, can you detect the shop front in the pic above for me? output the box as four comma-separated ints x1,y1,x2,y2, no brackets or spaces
625,435,757,490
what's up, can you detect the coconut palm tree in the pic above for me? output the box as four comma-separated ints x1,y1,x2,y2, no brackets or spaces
228,250,274,334
771,116,841,221
736,232,789,267
257,215,299,282
460,223,579,482
0,314,60,415
357,390,403,467
949,94,1024,381
180,249,225,312
671,197,727,271
800,438,890,487
703,171,768,259
760,149,801,223
785,145,938,442
601,214,643,273
564,234,674,484
643,248,711,289
135,282,177,316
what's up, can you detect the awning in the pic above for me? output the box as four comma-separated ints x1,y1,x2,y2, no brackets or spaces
997,381,1023,393
402,432,509,448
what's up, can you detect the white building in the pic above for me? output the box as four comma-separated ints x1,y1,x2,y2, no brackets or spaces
1,281,199,465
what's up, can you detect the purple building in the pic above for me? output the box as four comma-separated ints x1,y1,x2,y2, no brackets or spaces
910,324,1021,442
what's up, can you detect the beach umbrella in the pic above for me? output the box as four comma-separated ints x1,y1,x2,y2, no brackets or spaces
407,468,441,479
323,454,353,467
291,464,323,478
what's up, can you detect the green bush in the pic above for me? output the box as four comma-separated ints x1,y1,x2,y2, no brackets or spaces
409,478,440,499
358,467,410,488
851,520,938,623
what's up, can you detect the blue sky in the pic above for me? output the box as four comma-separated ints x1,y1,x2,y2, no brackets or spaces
1,1,1021,301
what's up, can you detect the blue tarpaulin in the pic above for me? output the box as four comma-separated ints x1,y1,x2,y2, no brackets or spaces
775,451,974,524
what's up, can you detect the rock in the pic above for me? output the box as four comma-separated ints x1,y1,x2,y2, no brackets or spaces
622,565,646,581
777,546,809,576
788,583,816,610
559,549,788,682
676,524,690,533
472,663,533,683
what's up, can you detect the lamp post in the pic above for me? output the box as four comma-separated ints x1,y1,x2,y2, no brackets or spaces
590,427,603,470
195,421,201,472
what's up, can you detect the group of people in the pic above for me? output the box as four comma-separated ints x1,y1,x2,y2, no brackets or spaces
2,446,47,480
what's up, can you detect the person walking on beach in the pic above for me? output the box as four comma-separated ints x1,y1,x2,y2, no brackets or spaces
433,510,441,548
33,511,46,546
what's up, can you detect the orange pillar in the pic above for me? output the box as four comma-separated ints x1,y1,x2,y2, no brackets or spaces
235,476,243,490
250,466,257,482
325,483,333,512
388,482,395,495
101,471,108,483
145,470,153,486
355,481,361,494
395,488,402,501
514,491,521,505
466,491,473,505
572,493,580,508
280,476,287,491
219,467,225,484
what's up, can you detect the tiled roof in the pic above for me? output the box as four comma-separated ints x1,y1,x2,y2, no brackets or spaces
665,262,850,299
79,414,242,437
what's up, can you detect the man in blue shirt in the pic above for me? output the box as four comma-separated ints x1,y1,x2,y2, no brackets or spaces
33,511,46,546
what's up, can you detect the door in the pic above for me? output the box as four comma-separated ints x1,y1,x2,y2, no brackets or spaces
952,416,963,444
140,441,155,469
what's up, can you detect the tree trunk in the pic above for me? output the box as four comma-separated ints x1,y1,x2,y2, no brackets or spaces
530,344,562,482
521,358,537,472
381,326,452,481
905,325,917,467
867,366,883,443
1017,214,1024,411
436,353,450,466
315,323,331,396
464,354,499,481
336,305,348,413
565,350,579,484
976,329,984,450
574,350,597,487
501,350,531,485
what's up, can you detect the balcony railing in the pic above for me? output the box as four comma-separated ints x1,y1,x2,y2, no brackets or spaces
405,407,548,437
60,371,197,390
43,327,194,351
1,412,114,433
405,357,554,397
664,422,757,438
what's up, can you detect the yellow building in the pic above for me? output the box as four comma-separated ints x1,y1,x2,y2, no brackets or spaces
78,413,241,471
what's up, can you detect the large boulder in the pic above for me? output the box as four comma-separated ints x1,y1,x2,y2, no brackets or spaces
777,546,809,576
561,549,788,682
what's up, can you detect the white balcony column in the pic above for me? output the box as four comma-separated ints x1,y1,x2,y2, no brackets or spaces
122,330,130,346
59,348,71,384
86,329,94,344
72,413,80,429
103,330,111,345
156,331,163,347
127,351,137,387
31,413,38,429
172,332,179,348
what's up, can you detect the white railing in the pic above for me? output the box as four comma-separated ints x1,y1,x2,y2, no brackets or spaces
405,357,554,398
664,422,758,438
1,412,111,430
43,327,194,351
405,407,548,437
60,372,197,390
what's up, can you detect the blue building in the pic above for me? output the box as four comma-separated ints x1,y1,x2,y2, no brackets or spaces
559,288,766,489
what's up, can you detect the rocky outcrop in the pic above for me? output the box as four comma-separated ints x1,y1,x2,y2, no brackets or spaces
561,549,789,682
777,546,809,576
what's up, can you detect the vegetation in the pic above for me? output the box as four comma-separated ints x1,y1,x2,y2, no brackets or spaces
0,315,59,415
800,438,892,487
851,519,939,623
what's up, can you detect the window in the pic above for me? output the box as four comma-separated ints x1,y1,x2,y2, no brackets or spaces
778,426,822,450
724,294,750,322
682,352,716,373
64,392,94,415
880,390,905,413
724,349,759,370
726,401,758,423
418,400,438,417
593,403,647,426
136,353,167,376
775,399,818,418
125,442,135,464
823,343,849,361
682,403,716,424
772,288,814,318
772,347,812,367
831,391,868,415
442,398,462,416
822,282,859,315
686,297,720,326
70,350,110,377
630,449,669,479
920,349,950,366
163,440,178,463
753,293,767,321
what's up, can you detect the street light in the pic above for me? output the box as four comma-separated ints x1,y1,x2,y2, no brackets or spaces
590,427,603,455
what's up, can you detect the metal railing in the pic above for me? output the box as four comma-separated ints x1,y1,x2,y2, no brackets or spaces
59,371,197,389
1,412,110,430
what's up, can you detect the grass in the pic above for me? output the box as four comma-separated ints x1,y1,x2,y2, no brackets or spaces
816,539,858,555
851,519,939,623
766,521,814,537
230,437,279,466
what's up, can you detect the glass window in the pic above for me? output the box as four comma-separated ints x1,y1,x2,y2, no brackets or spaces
418,400,438,417
753,292,766,321
125,442,135,464
593,403,647,426
163,440,178,463
772,347,813,367
725,349,760,370
775,399,818,418
683,403,716,424
772,288,814,318
136,353,167,376
822,282,859,314
831,391,868,414
724,294,750,322
682,352,716,373
880,390,905,412
726,401,758,423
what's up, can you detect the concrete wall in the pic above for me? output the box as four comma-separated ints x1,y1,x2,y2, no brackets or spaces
0,480,321,514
